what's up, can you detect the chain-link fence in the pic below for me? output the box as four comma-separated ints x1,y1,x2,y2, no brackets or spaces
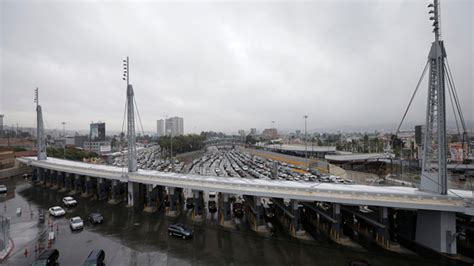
0,216,11,253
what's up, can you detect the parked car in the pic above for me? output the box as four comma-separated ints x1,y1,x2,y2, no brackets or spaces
168,223,193,239
89,213,104,224
62,196,77,207
0,184,7,194
70,216,84,231
83,249,105,266
48,206,65,217
32,249,59,266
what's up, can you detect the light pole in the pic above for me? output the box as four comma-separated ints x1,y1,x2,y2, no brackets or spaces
271,120,275,150
303,115,308,169
62,121,66,159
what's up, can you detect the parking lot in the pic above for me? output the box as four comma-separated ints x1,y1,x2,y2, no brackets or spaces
111,145,350,185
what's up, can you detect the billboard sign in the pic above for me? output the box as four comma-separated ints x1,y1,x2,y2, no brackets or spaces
449,143,463,162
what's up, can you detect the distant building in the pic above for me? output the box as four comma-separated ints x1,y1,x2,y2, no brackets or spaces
84,141,111,154
415,125,424,145
262,128,278,140
74,135,88,148
90,122,106,141
295,130,301,137
165,117,184,137
250,128,257,135
156,119,165,137
238,130,246,138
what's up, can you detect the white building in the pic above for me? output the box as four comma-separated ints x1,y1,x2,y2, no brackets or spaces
156,119,165,137
165,117,184,137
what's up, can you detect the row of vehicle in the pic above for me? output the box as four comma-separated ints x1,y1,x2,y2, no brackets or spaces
111,146,188,173
48,196,104,231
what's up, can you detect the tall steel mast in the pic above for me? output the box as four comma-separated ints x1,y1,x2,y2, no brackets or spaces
123,57,137,173
35,87,47,160
420,0,448,194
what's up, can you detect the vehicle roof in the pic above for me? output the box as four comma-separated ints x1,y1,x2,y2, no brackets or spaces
171,223,185,227
51,206,62,209
71,216,82,220
86,249,104,259
64,196,74,200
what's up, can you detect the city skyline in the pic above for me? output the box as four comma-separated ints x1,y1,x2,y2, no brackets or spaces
1,1,472,134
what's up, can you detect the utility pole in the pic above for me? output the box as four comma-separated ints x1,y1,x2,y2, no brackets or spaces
303,115,308,168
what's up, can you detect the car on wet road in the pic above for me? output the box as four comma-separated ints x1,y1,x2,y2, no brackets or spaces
48,206,66,217
70,216,84,231
83,249,105,266
168,223,193,239
62,196,77,207
32,249,59,266
89,212,104,224
0,184,7,193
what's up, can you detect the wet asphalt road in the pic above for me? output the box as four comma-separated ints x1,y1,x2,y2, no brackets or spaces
0,177,468,266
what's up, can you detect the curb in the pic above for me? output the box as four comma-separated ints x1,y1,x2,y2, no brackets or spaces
0,237,15,262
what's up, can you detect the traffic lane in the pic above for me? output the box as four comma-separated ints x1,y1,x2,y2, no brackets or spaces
12,185,344,265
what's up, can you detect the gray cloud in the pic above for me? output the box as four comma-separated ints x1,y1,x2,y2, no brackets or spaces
1,0,472,134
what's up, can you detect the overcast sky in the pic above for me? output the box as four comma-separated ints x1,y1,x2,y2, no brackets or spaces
1,0,472,135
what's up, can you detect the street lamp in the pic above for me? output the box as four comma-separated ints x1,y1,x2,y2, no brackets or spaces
303,115,308,168
62,121,66,159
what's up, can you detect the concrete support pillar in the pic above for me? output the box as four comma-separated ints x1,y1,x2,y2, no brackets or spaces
290,200,302,235
64,173,73,192
70,175,81,195
57,172,64,189
415,210,457,254
44,169,51,187
255,196,265,227
49,171,58,189
144,184,157,212
331,203,342,240
219,193,232,227
166,187,181,217
96,178,107,200
58,172,67,192
82,176,93,198
127,181,139,207
376,207,390,247
108,180,122,205
32,167,39,183
245,196,266,232
192,190,204,221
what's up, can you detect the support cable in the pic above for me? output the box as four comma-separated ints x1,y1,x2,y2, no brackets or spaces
446,59,467,134
446,74,462,139
121,98,128,174
133,96,146,138
395,60,430,135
